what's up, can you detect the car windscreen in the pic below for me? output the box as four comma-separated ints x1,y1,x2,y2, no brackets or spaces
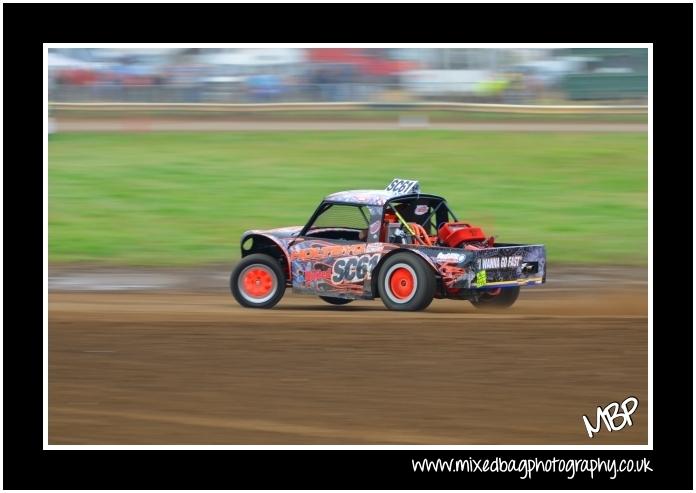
307,203,371,231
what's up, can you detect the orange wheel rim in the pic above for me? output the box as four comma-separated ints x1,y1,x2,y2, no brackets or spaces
242,267,274,297
390,267,415,299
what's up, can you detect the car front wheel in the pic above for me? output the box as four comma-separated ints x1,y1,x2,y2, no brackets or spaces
230,254,286,309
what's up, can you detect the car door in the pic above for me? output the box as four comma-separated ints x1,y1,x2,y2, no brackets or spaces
287,203,376,299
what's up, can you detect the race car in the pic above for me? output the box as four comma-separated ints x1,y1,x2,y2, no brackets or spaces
230,179,546,311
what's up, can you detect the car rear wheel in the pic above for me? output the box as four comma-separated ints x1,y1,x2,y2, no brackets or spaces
319,296,353,305
230,254,286,309
470,286,520,309
378,253,436,311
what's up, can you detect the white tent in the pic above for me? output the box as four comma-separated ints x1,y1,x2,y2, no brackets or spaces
47,53,96,68
201,49,304,67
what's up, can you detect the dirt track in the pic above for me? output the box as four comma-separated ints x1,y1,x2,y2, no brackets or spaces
48,266,648,445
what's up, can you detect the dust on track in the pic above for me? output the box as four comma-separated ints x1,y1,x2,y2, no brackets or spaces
48,265,648,445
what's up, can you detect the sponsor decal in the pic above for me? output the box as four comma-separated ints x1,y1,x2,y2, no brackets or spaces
414,205,429,215
369,221,381,234
332,254,380,283
366,243,383,253
477,255,523,270
436,252,466,263
305,270,331,283
475,270,487,287
290,243,366,261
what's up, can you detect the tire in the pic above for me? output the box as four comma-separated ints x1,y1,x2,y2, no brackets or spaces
230,254,286,309
319,296,354,305
470,286,520,309
377,253,436,311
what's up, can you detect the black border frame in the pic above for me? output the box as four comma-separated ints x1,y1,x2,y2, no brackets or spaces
3,2,693,489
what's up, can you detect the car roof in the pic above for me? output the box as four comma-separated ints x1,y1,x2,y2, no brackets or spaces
324,189,445,206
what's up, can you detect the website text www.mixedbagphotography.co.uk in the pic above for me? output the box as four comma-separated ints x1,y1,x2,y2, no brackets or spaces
412,456,652,479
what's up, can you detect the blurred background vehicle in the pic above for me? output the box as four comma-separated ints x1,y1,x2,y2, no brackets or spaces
48,47,648,104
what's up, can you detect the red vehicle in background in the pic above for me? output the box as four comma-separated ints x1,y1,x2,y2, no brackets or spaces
307,48,419,78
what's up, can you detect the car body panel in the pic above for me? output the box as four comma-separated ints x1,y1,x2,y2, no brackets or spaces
238,186,546,300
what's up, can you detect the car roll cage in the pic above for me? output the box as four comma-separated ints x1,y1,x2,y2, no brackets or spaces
293,193,458,247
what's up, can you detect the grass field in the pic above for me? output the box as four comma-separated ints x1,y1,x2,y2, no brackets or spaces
48,131,647,266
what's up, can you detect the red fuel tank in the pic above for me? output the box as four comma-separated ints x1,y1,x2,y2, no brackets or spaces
438,222,487,247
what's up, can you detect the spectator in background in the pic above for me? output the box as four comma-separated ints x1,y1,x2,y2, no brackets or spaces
246,73,282,102
170,64,201,103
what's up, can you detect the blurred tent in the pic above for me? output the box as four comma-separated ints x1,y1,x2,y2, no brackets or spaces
48,53,98,68
401,69,494,96
201,49,305,67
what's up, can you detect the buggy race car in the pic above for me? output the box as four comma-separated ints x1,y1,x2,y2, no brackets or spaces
230,179,546,311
